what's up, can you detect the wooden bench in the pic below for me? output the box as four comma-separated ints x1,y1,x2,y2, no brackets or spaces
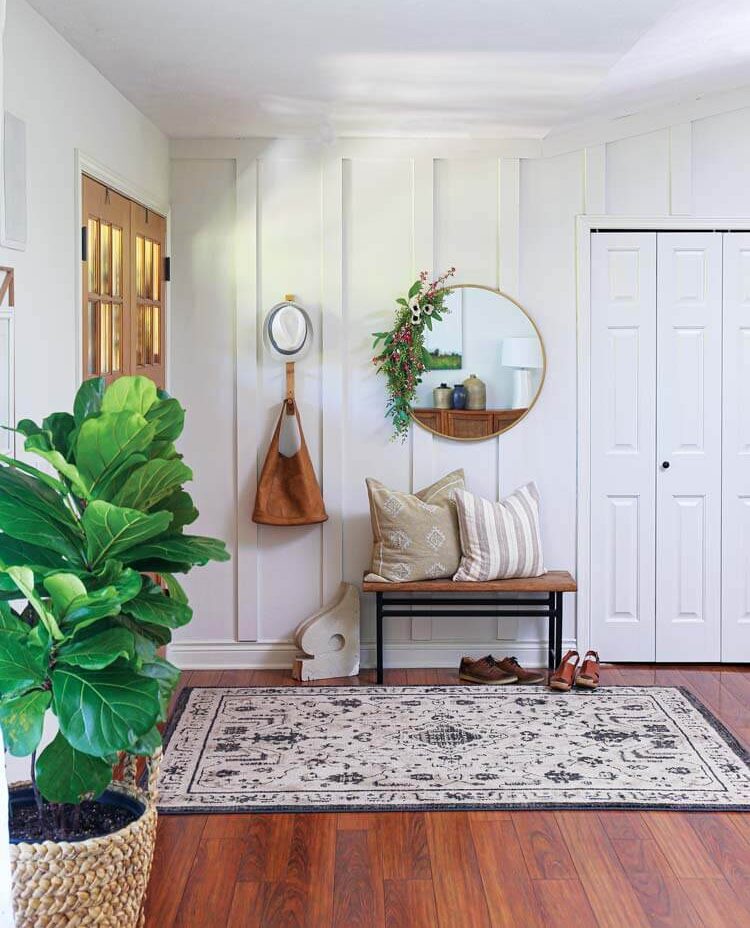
362,571,577,683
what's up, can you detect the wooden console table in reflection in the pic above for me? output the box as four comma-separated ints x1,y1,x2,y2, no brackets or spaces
413,407,527,439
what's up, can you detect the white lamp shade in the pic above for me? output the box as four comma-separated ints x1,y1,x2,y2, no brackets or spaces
500,336,542,369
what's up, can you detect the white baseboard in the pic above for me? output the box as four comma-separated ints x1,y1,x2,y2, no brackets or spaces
167,638,577,670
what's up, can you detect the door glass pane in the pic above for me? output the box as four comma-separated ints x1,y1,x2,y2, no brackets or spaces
87,300,97,375
136,304,144,367
153,305,160,364
112,303,122,372
144,302,153,365
100,222,111,295
87,219,99,293
112,227,122,297
152,242,160,302
144,240,153,300
99,303,111,374
136,235,145,298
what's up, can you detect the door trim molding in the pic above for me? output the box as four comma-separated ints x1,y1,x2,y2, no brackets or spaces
576,216,750,658
73,151,171,392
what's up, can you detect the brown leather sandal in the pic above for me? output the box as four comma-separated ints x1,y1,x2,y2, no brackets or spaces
549,650,579,692
575,650,600,689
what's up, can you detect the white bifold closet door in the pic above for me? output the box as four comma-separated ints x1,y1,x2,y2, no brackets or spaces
590,231,726,662
656,233,722,661
723,234,750,661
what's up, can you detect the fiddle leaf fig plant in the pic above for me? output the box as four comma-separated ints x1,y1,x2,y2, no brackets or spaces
0,375,229,826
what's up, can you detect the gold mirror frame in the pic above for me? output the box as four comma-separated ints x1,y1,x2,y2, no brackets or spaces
410,284,546,442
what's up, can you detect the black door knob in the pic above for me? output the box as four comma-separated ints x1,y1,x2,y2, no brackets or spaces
661,461,670,470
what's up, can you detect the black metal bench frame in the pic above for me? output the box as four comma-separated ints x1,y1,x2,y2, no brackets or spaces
373,590,564,684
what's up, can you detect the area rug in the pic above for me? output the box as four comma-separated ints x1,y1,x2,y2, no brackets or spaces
157,685,750,813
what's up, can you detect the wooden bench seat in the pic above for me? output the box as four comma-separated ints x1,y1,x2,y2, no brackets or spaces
363,570,577,683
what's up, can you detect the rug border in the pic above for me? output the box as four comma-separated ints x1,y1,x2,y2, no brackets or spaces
156,683,750,815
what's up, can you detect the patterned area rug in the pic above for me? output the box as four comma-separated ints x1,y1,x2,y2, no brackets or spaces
158,685,750,813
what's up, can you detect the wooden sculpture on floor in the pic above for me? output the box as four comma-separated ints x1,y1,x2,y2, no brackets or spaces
292,583,361,681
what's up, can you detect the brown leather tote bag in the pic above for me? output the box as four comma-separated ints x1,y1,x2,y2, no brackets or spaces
252,402,328,525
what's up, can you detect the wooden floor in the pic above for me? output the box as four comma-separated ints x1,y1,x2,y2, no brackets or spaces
145,665,750,928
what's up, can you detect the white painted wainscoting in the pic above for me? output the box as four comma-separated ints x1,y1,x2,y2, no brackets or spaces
168,105,750,670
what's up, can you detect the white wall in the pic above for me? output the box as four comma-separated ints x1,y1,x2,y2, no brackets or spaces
0,0,168,790
0,0,169,429
168,108,750,670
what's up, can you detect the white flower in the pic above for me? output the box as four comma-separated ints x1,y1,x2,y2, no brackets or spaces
411,307,421,325
422,303,434,316
408,294,421,311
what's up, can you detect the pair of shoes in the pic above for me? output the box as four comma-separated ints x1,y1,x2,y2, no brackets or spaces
549,650,600,691
458,654,545,685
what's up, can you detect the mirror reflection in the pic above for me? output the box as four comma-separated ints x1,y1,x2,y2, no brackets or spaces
412,285,544,441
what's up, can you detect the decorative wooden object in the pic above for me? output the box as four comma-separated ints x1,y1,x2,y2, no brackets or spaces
0,267,15,307
412,406,527,440
292,583,361,681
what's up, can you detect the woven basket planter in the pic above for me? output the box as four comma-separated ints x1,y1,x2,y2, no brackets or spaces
9,752,160,928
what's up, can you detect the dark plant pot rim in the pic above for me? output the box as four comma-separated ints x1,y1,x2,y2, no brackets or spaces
8,784,147,846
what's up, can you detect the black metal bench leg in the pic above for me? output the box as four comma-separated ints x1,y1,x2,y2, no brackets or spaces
555,591,563,669
376,593,384,684
547,592,555,672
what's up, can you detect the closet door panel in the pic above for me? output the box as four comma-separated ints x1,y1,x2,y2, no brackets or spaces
656,233,722,661
722,233,750,661
590,232,657,660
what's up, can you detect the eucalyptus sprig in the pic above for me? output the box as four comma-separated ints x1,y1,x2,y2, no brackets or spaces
372,268,455,441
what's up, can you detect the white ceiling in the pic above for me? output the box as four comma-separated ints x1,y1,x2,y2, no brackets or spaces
25,0,750,140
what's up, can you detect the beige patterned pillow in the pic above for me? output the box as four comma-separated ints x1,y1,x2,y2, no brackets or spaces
365,470,465,582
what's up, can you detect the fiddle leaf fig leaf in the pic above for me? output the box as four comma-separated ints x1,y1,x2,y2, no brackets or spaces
24,433,90,498
75,411,156,497
0,533,70,571
43,572,87,616
145,397,185,442
0,689,51,756
139,656,180,722
0,601,27,635
82,501,173,569
7,566,63,641
113,459,192,511
57,627,135,670
35,732,112,803
161,572,188,605
122,534,229,572
42,412,76,455
101,376,158,416
0,631,47,697
73,377,106,425
52,665,161,756
124,579,192,628
129,725,162,756
154,490,198,531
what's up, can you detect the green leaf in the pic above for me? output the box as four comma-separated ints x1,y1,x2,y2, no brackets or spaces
0,453,69,495
0,601,27,635
42,412,76,454
35,732,111,803
124,579,192,628
0,465,85,563
139,657,180,723
407,280,422,299
424,315,433,331
396,298,408,306
0,632,46,696
24,433,90,498
145,397,185,442
0,689,51,756
73,377,106,425
113,458,192,511
101,376,158,416
75,411,156,497
15,418,44,438
52,665,161,756
82,501,173,569
7,566,63,641
123,533,229,572
0,533,69,571
57,627,135,670
118,614,171,649
43,572,87,616
161,572,188,605
154,489,198,531
129,725,162,756
87,562,143,602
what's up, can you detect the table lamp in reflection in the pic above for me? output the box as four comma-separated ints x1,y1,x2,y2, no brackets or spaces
501,337,543,408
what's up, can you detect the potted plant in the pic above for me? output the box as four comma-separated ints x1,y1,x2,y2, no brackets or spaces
0,375,229,928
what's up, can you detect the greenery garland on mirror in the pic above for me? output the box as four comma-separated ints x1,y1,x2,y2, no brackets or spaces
372,268,455,442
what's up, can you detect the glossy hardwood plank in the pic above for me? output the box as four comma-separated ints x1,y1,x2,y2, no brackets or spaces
220,669,256,686
511,812,577,880
470,819,545,927
597,812,650,841
687,813,750,883
645,813,723,879
337,812,383,831
332,829,385,928
144,814,206,928
173,837,246,928
556,812,651,928
610,837,704,927
384,880,439,928
679,877,750,927
533,879,599,927
405,668,440,685
226,881,263,928
378,812,432,881
234,815,295,882
425,812,491,928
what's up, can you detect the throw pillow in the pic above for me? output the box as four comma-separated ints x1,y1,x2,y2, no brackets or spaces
453,482,545,581
365,469,465,582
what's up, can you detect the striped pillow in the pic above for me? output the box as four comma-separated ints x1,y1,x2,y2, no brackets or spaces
453,483,545,581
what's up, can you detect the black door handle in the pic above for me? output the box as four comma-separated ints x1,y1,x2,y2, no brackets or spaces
661,461,670,470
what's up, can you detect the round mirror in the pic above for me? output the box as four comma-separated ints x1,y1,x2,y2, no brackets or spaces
264,301,312,360
411,285,545,441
